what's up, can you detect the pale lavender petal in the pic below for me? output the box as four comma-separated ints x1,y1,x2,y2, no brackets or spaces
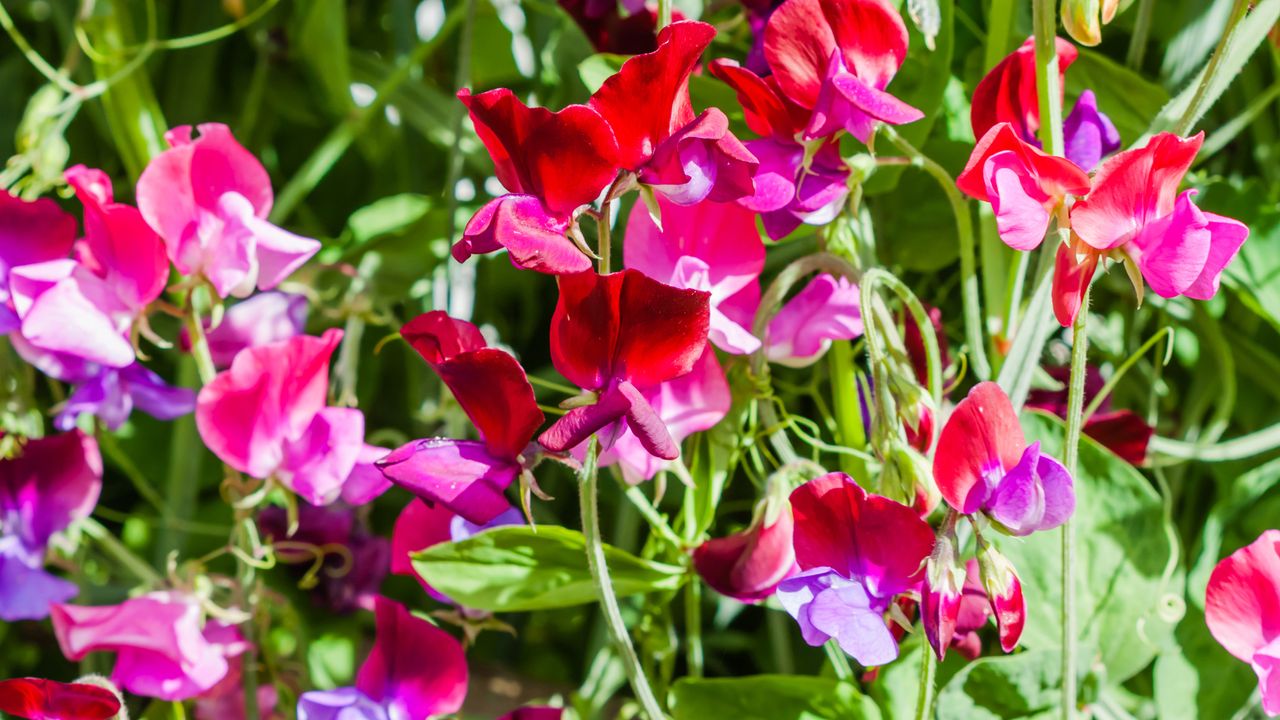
807,580,899,666
1035,452,1074,531
0,550,78,621
377,438,521,525
297,688,389,720
1062,90,1121,172
56,372,130,431
777,567,845,647
8,332,99,383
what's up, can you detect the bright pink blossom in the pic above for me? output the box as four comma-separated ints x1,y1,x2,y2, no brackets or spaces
1206,529,1280,716
590,21,757,204
763,0,922,141
186,290,309,367
0,678,121,720
766,273,863,367
933,382,1074,536
51,593,245,701
378,312,544,524
196,329,367,506
137,124,320,298
539,269,710,461
0,190,76,334
454,89,618,275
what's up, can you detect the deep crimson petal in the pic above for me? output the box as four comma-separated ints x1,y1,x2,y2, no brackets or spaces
0,191,77,276
0,678,121,720
459,89,618,215
589,21,717,170
618,380,680,460
401,311,487,366
708,59,809,139
971,37,1077,142
694,506,798,603
356,597,468,719
820,0,908,90
763,0,837,109
613,269,710,386
933,382,1026,514
1051,242,1098,328
957,123,1091,204
1080,410,1151,465
550,271,624,390
435,348,544,460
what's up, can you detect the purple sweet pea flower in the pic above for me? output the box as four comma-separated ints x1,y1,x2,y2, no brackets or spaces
0,431,103,621
259,502,390,613
297,597,468,720
745,139,852,240
776,473,934,665
0,190,77,334
1062,90,1121,172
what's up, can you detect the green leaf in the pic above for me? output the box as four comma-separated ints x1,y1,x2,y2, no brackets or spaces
292,0,354,117
1001,411,1179,683
411,525,684,612
1153,605,1257,720
345,193,434,246
936,651,1061,720
671,675,883,720
307,630,358,689
577,54,627,94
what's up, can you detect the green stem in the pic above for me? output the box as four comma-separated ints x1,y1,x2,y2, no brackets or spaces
983,0,1015,70
823,641,854,681
623,485,684,550
235,517,262,720
685,579,703,679
1125,0,1156,69
1032,0,1065,155
85,0,167,181
0,1,78,92
82,517,163,585
598,202,612,275
580,438,666,719
914,644,937,720
1173,0,1250,137
828,341,868,480
1150,424,1280,462
1060,288,1090,720
657,0,672,30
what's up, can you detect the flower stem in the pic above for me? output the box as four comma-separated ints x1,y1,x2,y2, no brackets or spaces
914,642,937,720
580,438,666,719
597,202,612,275
1032,0,1065,155
1060,287,1090,720
685,578,703,679
81,517,163,585
657,0,672,30
823,641,854,681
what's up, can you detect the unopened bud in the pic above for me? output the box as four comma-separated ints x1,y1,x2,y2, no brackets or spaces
977,543,1026,653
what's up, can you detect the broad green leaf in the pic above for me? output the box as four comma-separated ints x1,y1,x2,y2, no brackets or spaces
671,675,882,720
411,525,684,612
307,630,358,689
936,651,1060,720
346,193,434,246
292,0,354,117
578,54,626,94
1153,605,1258,720
1001,411,1178,683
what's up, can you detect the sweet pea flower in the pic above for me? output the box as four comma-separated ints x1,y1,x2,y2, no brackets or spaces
0,190,76,334
976,542,1026,652
0,431,102,621
709,59,851,240
185,290,309,368
777,473,934,665
558,0,669,55
950,560,991,659
297,597,468,720
693,479,799,603
378,312,544,524
10,166,168,367
1063,131,1249,325
453,89,618,275
499,708,565,720
136,124,320,298
391,498,523,604
765,273,863,366
51,593,246,701
972,38,1120,171
259,502,390,613
538,269,710,460
0,677,122,720
934,382,1075,536
196,329,368,506
921,533,964,661
1205,529,1280,716
1026,366,1153,465
590,21,757,205
763,0,922,142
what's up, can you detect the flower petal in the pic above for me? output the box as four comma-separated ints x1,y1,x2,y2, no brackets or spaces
356,597,468,719
0,678,122,720
377,438,520,525
1205,529,1280,663
933,381,1026,514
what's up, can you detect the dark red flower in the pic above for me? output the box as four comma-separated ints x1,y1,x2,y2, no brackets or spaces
971,37,1077,144
0,678,121,720
558,0,671,55
1026,366,1154,465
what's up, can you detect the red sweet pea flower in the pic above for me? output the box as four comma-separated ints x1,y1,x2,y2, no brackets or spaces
379,312,544,524
454,89,618,275
0,678,121,720
590,21,757,205
972,37,1077,144
539,269,710,460
763,0,922,141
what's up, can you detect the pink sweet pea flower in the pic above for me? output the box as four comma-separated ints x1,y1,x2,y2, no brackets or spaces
777,473,934,665
590,21,757,205
454,89,618,275
1206,529,1280,716
1066,132,1249,323
391,498,523,604
0,190,76,334
763,0,922,142
933,382,1075,536
539,269,710,461
693,481,799,603
0,431,102,622
10,166,169,367
195,329,367,506
297,597,468,720
136,124,320,298
765,273,863,366
186,291,309,368
624,197,763,354
378,312,544,524
51,593,245,701
0,677,122,720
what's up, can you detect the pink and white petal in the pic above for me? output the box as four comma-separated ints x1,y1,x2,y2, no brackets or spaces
765,274,862,367
454,195,589,275
984,151,1053,252
189,124,275,217
215,193,319,292
13,265,135,368
1183,212,1249,301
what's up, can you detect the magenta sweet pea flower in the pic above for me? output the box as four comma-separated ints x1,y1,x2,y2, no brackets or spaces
765,274,863,367
0,431,102,621
391,498,523,604
590,21,757,205
259,502,390,613
10,166,168,367
51,593,245,701
378,312,544,524
0,190,76,334
693,488,799,603
763,0,922,142
454,89,618,275
297,597,468,720
1206,529,1280,716
934,382,1075,536
185,290,309,368
0,677,122,720
195,329,367,506
539,269,710,461
777,473,934,665
136,124,320,298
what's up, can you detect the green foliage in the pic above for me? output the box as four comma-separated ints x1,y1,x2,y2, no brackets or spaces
671,675,883,720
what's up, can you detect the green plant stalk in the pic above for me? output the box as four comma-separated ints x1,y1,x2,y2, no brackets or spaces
580,438,666,719
827,341,868,479
914,643,936,720
1125,0,1156,68
823,641,853,681
685,579,703,678
983,0,1015,70
86,0,168,181
658,0,672,30
1032,0,1065,155
82,517,163,585
1060,288,1090,720
1173,0,1251,137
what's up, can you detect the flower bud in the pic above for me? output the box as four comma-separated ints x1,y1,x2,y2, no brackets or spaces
693,478,799,603
1061,0,1120,47
880,443,933,511
978,543,1026,652
922,535,965,661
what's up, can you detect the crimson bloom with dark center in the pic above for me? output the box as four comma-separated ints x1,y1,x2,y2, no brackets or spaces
539,269,710,461
453,89,618,275
378,312,544,524
1026,366,1153,465
763,0,922,142
558,0,669,55
589,21,757,205
0,678,121,720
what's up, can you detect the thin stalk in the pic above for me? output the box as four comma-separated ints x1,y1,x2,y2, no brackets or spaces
1174,0,1250,137
1032,0,1065,155
1150,425,1280,462
827,341,868,480
0,2,78,92
1060,288,1090,720
767,609,795,675
580,438,666,719
623,485,684,550
914,644,937,720
824,641,854,681
657,0,672,30
684,579,703,678
1125,0,1156,69
598,201,613,274
235,517,262,720
82,517,163,585
983,0,1015,70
